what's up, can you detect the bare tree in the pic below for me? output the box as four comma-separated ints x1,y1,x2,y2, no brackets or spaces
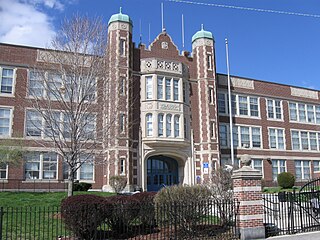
27,15,109,196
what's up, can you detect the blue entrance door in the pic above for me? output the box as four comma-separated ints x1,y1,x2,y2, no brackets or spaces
147,156,178,192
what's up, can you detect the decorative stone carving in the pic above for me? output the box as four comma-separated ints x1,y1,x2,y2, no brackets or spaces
146,103,153,110
141,59,182,74
291,87,318,100
219,75,254,90
161,42,168,49
158,102,180,111
145,61,152,69
192,38,213,49
120,23,128,30
240,154,252,166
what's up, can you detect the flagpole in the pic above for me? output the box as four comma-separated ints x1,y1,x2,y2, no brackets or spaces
225,38,234,166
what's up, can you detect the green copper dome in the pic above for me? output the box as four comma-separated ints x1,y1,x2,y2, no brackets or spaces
192,25,213,42
108,7,132,26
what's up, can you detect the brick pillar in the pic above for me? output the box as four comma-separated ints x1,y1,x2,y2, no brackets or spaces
232,164,265,239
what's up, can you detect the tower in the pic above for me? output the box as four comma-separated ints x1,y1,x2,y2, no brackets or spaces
191,25,219,182
104,8,135,191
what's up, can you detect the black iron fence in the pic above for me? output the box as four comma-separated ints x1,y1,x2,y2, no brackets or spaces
263,191,320,237
0,199,239,240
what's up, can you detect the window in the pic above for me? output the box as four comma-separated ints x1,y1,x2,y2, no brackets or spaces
207,54,212,70
63,155,94,181
251,127,261,148
272,160,286,180
157,77,163,99
29,70,43,97
314,160,320,172
174,115,180,137
291,130,320,151
269,128,285,149
289,103,297,121
209,87,214,104
165,78,171,100
25,152,58,180
0,162,8,179
210,121,215,139
26,110,42,137
120,39,126,56
218,93,226,114
120,158,125,175
158,114,164,137
240,126,250,148
184,117,187,139
251,159,263,175
183,82,186,103
218,93,259,117
316,106,320,124
267,99,282,120
146,113,153,137
298,104,306,122
307,105,315,123
83,114,96,140
0,108,12,136
146,76,153,100
310,132,317,150
166,114,172,137
295,160,311,180
291,131,300,150
119,78,125,95
119,113,125,133
47,73,62,100
0,67,14,94
250,97,259,117
173,79,179,101
219,125,228,147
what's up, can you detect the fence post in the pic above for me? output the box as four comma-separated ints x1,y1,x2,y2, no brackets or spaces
232,154,265,240
0,207,3,240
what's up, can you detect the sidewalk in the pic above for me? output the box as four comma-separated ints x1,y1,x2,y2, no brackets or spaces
268,231,320,240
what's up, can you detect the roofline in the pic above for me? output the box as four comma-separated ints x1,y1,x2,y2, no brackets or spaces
0,42,47,50
217,73,320,93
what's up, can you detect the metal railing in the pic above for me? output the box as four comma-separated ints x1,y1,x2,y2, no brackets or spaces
263,191,320,237
0,199,239,239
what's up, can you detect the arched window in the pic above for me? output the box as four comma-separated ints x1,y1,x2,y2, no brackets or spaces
166,114,172,137
158,114,164,137
174,115,180,137
146,113,153,136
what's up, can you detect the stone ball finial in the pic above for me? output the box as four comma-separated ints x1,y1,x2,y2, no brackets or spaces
241,154,252,166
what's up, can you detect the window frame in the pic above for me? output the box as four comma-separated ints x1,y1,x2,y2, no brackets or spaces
0,66,16,96
268,127,285,150
0,106,13,137
266,99,283,121
0,162,8,179
272,159,287,181
295,160,311,180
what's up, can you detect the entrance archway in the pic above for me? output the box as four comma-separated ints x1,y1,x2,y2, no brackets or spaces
147,155,179,191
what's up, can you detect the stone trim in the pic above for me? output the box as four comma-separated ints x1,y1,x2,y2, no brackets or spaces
239,214,264,221
233,186,261,192
239,200,263,206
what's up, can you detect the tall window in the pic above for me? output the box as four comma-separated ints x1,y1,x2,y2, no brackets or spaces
316,106,320,124
146,113,153,137
158,114,164,137
251,159,263,175
166,114,172,137
0,67,14,94
314,160,320,172
219,125,228,147
289,103,297,121
146,76,153,100
218,93,226,114
267,99,282,120
239,96,248,115
250,97,259,117
119,78,125,95
0,108,12,136
29,70,43,97
165,78,171,100
26,110,42,137
47,73,62,100
120,39,126,56
251,127,261,148
25,152,58,180
207,54,212,69
173,79,179,101
209,87,214,104
272,160,286,180
295,160,310,180
269,128,285,149
298,104,306,122
174,115,180,137
119,113,125,133
63,155,94,181
0,162,8,179
157,77,163,99
120,158,125,175
291,131,300,150
307,105,315,123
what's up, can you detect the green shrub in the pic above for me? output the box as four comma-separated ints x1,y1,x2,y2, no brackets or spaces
154,185,211,237
277,172,295,189
109,176,127,193
61,195,109,239
104,195,140,235
74,182,92,191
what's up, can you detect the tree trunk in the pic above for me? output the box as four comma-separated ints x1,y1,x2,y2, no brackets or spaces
67,169,74,197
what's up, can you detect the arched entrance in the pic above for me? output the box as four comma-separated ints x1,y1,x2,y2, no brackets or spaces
147,155,179,191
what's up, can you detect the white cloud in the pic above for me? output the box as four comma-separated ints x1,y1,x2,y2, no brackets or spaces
0,0,66,47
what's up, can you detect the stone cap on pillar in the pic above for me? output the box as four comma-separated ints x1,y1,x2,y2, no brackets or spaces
231,154,262,180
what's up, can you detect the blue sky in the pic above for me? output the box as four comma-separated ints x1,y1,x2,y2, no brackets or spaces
1,0,320,90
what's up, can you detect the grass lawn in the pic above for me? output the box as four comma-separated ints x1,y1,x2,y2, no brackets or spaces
0,191,115,207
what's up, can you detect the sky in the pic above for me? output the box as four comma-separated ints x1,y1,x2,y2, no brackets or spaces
1,0,320,90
